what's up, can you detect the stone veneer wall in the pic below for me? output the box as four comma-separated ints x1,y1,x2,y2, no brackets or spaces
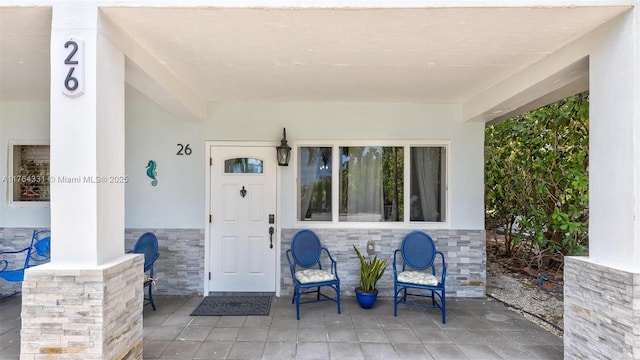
4,228,483,298
565,257,640,359
281,229,486,298
125,228,205,296
20,255,144,359
1,228,205,297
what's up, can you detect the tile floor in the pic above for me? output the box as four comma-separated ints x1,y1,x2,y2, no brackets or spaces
0,295,563,359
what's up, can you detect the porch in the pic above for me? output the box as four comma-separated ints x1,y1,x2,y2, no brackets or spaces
0,295,562,359
1,2,640,359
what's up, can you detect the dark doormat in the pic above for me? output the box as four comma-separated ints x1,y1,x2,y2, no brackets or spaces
190,295,272,316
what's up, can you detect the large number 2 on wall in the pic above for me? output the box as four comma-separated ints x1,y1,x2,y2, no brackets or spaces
62,38,84,97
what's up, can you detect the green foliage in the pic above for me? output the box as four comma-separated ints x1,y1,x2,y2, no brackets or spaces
353,245,388,292
485,92,589,267
382,147,404,221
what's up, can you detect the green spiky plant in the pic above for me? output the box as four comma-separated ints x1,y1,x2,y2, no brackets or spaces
353,245,388,293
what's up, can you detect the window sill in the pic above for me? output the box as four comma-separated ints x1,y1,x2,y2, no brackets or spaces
294,220,450,230
8,201,50,208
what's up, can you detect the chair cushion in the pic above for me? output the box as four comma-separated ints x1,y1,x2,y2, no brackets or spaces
398,271,438,286
295,269,336,284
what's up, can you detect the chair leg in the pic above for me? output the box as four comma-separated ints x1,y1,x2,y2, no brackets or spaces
294,286,302,320
441,290,446,324
393,286,399,316
148,284,156,311
0,291,20,301
336,283,341,315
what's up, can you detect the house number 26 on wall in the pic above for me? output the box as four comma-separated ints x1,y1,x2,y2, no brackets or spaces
177,144,192,156
62,38,85,97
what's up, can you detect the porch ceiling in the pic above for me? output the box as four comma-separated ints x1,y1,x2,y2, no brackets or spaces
0,6,630,116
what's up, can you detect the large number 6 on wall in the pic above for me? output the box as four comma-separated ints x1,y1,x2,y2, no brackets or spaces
62,38,85,97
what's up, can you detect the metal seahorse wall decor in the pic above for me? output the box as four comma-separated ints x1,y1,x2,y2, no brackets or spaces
146,160,158,186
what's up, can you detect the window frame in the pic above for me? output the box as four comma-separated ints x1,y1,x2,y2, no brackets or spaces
294,140,450,229
7,140,50,208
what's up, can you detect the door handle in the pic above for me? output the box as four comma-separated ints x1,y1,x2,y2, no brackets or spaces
268,227,274,249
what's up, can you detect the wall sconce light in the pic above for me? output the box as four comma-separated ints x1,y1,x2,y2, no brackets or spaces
276,128,291,166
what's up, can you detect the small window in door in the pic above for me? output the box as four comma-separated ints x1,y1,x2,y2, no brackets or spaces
224,158,264,174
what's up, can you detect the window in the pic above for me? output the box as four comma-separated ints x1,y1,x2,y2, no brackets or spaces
298,147,332,221
410,147,446,222
8,141,50,205
224,158,263,174
297,143,447,224
340,146,403,222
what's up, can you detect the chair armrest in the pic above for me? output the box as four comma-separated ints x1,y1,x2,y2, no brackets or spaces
285,249,294,266
0,248,31,273
392,249,402,275
321,247,338,276
436,251,447,283
285,249,297,277
0,247,31,255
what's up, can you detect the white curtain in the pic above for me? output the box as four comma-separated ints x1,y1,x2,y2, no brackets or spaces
413,147,441,221
345,147,383,221
298,148,320,220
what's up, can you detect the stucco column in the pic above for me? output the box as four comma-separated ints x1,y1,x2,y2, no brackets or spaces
20,5,143,359
565,7,640,359
588,8,640,272
48,5,125,266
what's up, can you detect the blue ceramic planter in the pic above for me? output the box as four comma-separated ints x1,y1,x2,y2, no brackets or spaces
355,288,379,309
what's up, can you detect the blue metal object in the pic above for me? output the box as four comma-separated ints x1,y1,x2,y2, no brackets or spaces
128,232,160,310
0,230,51,300
538,273,563,295
393,231,447,323
146,160,158,186
286,229,341,320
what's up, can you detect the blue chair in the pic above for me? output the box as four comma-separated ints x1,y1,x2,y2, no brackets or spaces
129,232,159,311
286,230,341,320
393,231,447,323
0,230,51,300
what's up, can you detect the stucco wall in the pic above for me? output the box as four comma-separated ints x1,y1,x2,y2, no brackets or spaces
2,88,485,296
0,101,50,228
1,87,484,230
206,101,485,230
124,86,205,229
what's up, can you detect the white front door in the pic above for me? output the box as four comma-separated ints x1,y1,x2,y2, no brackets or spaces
209,146,277,292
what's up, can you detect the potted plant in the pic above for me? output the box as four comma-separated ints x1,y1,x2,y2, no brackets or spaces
353,245,388,309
